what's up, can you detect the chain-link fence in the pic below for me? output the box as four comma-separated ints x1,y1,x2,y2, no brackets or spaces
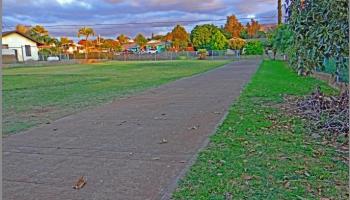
39,53,70,61
5,49,265,67
112,50,240,61
316,57,349,83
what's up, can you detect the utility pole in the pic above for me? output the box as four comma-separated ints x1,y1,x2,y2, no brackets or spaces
278,0,282,24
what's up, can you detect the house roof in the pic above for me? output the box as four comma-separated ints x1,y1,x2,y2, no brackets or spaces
260,23,277,32
2,31,44,45
122,43,138,50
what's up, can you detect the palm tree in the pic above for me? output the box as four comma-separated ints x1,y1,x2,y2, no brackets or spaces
78,27,95,59
31,25,49,36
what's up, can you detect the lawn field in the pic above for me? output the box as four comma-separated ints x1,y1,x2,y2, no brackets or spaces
3,60,230,135
173,60,348,199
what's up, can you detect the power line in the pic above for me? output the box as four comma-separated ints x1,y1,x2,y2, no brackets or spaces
3,16,276,29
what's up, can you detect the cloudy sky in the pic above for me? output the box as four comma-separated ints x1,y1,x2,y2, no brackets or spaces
3,0,277,40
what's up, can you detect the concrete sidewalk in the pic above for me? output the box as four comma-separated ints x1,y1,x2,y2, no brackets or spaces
3,59,260,200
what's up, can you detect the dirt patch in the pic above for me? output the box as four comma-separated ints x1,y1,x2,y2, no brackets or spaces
277,90,349,164
21,106,57,118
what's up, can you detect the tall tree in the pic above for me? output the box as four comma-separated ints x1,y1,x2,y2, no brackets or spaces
224,15,244,38
163,32,173,41
134,33,147,50
246,19,261,38
117,34,128,44
170,24,189,50
278,0,282,24
78,27,95,59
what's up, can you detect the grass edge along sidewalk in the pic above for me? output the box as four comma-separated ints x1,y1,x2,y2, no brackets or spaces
172,60,348,199
3,60,230,135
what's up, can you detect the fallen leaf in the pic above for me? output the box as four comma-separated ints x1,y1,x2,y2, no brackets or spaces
158,138,168,144
188,125,199,130
304,171,311,177
73,176,87,190
243,175,253,180
152,157,160,160
283,181,290,188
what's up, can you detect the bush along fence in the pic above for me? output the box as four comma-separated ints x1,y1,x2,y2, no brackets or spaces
40,50,264,62
5,49,265,67
270,0,348,84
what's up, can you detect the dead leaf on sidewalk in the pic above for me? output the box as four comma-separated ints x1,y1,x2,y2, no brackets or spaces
159,138,168,144
188,125,199,130
73,176,87,190
118,120,127,126
154,117,167,120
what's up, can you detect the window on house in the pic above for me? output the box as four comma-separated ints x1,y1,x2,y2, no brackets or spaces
2,44,9,49
25,45,31,56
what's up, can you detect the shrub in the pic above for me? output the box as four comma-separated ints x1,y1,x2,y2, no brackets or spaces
228,37,246,50
286,0,348,74
244,40,263,55
197,49,208,60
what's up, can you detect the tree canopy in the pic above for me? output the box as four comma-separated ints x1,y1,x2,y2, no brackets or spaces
117,34,128,44
190,24,228,50
246,19,261,38
134,33,148,48
224,15,244,38
170,24,189,50
228,37,246,50
78,27,95,40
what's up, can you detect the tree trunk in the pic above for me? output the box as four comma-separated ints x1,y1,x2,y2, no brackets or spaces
85,36,88,59
278,0,282,24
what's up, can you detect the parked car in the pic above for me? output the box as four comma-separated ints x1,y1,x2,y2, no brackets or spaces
147,49,158,54
47,56,60,61
123,50,134,55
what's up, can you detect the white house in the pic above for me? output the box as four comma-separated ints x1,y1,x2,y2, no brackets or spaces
2,31,43,62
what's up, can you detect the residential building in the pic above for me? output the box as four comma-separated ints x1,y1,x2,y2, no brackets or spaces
2,31,43,62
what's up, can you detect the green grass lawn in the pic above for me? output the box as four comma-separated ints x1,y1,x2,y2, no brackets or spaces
3,60,230,135
173,60,348,199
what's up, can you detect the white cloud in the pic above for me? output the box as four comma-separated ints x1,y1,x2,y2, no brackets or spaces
56,0,75,5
